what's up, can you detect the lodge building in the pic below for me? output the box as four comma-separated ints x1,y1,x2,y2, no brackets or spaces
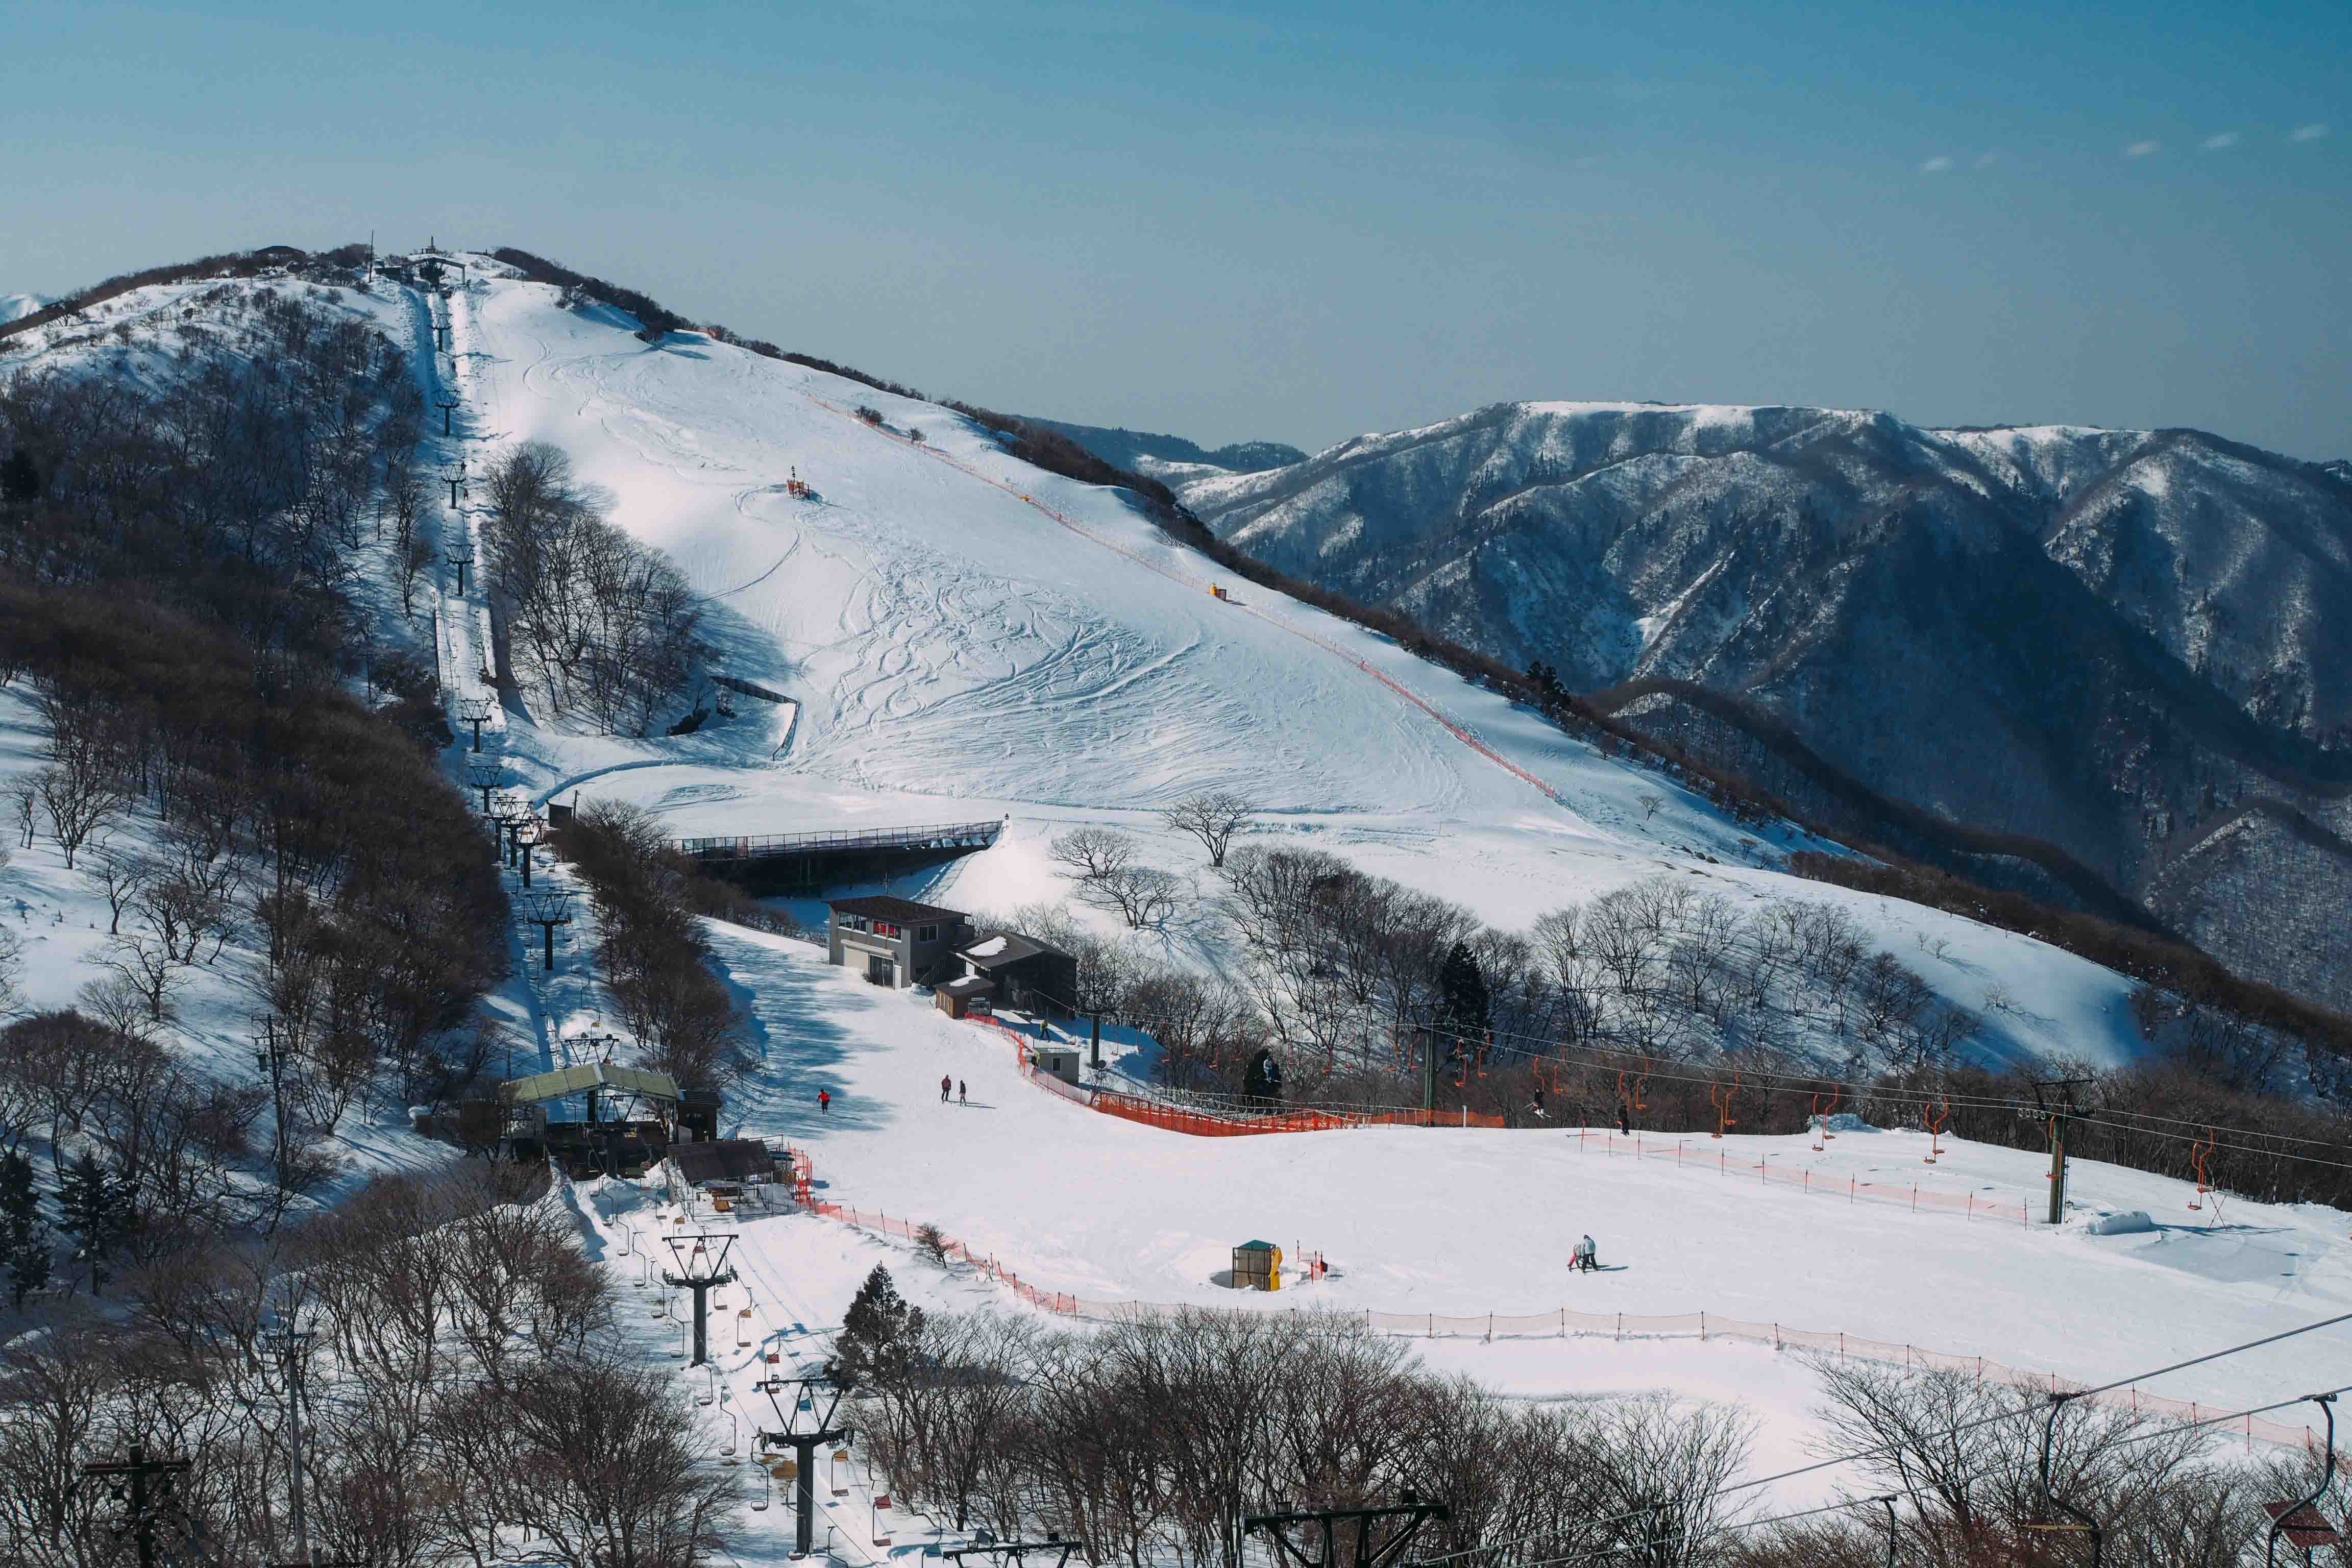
824,895,972,988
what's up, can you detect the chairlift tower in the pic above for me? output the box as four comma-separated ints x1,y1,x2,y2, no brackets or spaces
1243,1494,1451,1568
942,1537,1081,1568
465,756,505,816
524,888,574,972
2031,1076,2096,1226
492,792,534,866
80,1444,193,1568
454,693,495,753
435,395,460,436
755,1376,855,1561
443,541,473,594
662,1232,738,1366
513,815,544,888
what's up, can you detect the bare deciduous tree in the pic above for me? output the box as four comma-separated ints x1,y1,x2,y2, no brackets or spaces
33,762,129,871
1160,790,1257,868
1047,827,1137,885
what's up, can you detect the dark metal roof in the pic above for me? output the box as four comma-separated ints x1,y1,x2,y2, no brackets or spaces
955,931,1069,969
501,1063,680,1105
827,895,968,923
672,1139,777,1185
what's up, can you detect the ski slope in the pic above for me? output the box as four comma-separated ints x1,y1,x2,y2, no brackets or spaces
562,925,2352,1538
7,256,2345,1558
434,266,2152,1069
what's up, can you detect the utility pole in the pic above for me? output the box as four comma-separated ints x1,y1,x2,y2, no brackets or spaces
525,889,574,972
254,1013,295,1200
756,1376,854,1562
663,1233,737,1366
1088,1008,1103,1072
2032,1077,2095,1226
265,1327,316,1566
1419,1024,1437,1125
80,1444,193,1568
1243,1494,1450,1568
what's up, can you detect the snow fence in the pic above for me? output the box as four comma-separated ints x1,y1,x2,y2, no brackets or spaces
788,1179,2322,1455
968,1017,2020,1219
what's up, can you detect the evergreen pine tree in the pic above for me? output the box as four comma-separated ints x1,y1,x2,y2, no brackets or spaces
56,1153,135,1298
831,1265,922,1389
1434,941,1491,1059
0,1152,48,1310
0,449,37,505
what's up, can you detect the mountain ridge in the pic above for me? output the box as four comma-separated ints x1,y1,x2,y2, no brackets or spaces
1175,398,2352,1012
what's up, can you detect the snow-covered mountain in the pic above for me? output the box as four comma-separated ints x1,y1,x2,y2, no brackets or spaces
1021,415,1306,478
1177,402,2352,1010
0,292,47,323
8,254,2347,1534
0,258,2192,1081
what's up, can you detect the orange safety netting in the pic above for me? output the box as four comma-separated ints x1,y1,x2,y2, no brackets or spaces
962,1014,1507,1133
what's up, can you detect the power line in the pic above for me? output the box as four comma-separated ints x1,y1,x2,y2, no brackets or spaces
1413,1314,2352,1568
1523,1380,2352,1568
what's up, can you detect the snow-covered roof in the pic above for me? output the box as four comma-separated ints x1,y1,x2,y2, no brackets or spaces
958,931,1067,969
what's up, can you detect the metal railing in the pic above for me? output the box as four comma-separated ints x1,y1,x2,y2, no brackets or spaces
673,819,1003,862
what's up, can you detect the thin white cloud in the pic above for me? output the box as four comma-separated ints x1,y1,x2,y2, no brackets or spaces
2201,132,2240,151
1919,155,1954,173
2125,139,2162,157
1974,152,1999,168
2291,122,2330,142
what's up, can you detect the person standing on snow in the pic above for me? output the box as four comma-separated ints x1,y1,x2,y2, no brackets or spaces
958,1080,967,1105
1572,1235,1599,1272
940,1074,952,1102
818,1089,831,1114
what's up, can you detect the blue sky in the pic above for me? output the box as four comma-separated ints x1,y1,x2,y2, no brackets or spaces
5,0,2345,458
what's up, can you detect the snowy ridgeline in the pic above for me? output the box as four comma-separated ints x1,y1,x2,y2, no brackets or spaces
0,254,2229,1228
1173,398,2352,1019
0,272,508,1254
1,255,2346,1564
432,256,2155,1077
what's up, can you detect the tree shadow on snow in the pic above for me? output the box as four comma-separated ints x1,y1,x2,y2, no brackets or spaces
705,928,895,1138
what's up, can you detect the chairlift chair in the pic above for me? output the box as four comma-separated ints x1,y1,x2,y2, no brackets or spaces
2265,1392,2340,1568
2027,1392,2104,1565
2188,1129,2217,1211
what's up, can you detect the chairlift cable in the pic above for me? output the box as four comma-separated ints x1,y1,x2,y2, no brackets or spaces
1411,1326,2352,1568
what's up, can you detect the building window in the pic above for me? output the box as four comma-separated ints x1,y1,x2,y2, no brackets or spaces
917,924,938,943
874,921,901,939
840,914,869,933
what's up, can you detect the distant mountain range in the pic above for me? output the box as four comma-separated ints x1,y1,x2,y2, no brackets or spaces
1,294,49,324
1168,401,2352,1014
1022,416,1305,477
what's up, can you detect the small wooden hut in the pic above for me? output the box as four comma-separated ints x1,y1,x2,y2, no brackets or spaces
1231,1240,1282,1292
